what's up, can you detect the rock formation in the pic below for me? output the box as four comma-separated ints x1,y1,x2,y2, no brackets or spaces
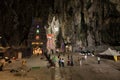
0,0,119,49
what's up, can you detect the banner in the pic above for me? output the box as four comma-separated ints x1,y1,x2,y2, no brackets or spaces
47,34,55,50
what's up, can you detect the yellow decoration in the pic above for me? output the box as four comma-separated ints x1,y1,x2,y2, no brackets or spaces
114,56,117,62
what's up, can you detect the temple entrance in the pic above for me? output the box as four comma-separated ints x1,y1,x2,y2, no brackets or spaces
31,41,43,55
33,46,42,55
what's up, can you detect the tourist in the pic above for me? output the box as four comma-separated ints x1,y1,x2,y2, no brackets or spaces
68,55,70,59
70,55,74,66
97,57,101,64
67,58,70,66
79,58,82,66
84,55,87,60
58,54,60,58
0,63,3,71
61,58,65,67
58,58,62,67
70,58,74,66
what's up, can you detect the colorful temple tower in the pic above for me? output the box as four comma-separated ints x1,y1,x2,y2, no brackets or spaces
28,18,46,55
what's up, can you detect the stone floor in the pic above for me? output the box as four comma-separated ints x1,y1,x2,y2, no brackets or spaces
0,53,120,80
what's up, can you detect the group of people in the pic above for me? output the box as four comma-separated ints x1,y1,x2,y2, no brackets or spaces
77,55,87,66
56,55,75,67
50,54,74,68
67,55,74,66
50,54,89,68
47,53,101,68
58,58,65,67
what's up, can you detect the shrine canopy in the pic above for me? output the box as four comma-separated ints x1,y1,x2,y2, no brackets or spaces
98,48,120,61
99,48,120,56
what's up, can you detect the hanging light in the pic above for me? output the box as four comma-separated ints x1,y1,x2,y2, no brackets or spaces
37,25,39,28
36,29,40,34
36,35,40,40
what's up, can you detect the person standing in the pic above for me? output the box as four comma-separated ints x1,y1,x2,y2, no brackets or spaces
67,59,70,66
79,58,82,66
68,55,70,59
97,57,101,64
70,58,74,66
70,55,74,66
61,58,65,67
84,55,87,60
58,58,62,67
0,63,3,71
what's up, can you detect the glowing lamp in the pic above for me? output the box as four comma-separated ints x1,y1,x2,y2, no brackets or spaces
36,29,40,33
36,35,40,40
37,25,39,28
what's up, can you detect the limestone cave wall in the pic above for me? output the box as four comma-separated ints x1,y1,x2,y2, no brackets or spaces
0,0,119,47
52,0,120,47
